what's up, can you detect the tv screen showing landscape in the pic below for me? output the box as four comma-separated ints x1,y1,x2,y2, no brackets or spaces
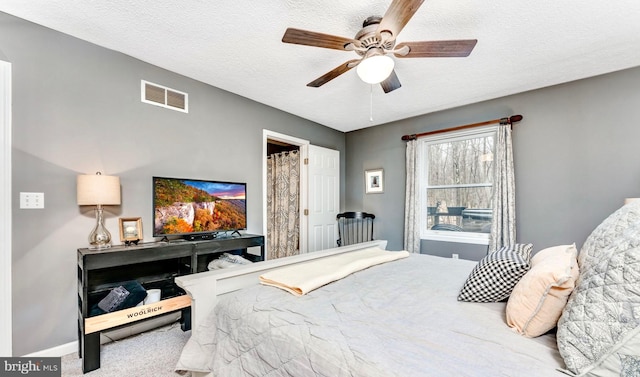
153,176,247,237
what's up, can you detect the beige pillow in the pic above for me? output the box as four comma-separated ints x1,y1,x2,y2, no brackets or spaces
506,244,579,337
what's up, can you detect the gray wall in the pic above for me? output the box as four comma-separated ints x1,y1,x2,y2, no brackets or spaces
5,9,640,355
1,12,345,356
346,66,640,255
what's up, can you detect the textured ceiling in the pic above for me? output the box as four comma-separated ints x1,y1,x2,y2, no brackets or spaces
2,1,640,132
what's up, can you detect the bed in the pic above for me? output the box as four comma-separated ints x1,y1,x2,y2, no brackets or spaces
174,201,640,377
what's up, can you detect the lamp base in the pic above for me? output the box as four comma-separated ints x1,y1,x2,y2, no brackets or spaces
87,206,112,250
88,243,112,250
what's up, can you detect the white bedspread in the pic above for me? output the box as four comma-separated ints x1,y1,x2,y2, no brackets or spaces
177,254,566,376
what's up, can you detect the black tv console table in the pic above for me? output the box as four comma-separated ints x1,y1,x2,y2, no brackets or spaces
77,234,264,373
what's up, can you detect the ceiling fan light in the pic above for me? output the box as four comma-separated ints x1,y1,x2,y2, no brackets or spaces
356,55,395,84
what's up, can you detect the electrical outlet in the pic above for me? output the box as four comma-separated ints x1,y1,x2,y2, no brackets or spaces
20,192,44,209
452,253,459,259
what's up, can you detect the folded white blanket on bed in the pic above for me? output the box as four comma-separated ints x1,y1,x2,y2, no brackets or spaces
259,247,410,296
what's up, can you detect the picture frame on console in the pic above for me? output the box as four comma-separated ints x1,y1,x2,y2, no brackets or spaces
119,217,143,245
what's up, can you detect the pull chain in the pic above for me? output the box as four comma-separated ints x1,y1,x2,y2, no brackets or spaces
369,84,374,123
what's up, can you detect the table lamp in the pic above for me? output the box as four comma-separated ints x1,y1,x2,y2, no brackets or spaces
77,172,121,249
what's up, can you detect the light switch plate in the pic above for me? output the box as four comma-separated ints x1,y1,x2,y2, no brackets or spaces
20,192,44,209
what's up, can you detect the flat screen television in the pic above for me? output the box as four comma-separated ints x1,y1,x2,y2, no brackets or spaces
153,176,246,239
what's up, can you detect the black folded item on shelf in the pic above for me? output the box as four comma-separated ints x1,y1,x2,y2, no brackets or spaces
90,280,147,316
97,285,130,312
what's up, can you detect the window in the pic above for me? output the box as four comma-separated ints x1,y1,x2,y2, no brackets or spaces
418,126,497,244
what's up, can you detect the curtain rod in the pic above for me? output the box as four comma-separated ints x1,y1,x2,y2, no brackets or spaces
401,115,523,141
268,150,299,158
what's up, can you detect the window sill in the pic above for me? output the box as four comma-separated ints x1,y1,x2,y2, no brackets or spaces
421,231,490,245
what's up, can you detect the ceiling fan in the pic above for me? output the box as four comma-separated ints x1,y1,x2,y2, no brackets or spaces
282,0,477,93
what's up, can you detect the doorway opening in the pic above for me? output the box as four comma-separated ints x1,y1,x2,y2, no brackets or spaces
266,140,300,259
262,130,309,260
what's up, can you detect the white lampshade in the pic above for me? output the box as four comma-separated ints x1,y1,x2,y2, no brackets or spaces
77,173,121,206
356,55,395,84
624,198,640,205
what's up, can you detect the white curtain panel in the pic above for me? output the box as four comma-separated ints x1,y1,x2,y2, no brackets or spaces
489,125,516,251
267,151,300,259
403,139,421,253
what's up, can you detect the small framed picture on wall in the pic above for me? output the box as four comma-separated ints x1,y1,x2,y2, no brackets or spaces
119,217,143,245
365,169,384,194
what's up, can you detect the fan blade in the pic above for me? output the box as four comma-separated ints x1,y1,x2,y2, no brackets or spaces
283,28,358,51
307,59,361,87
380,70,401,93
394,40,477,58
377,0,425,39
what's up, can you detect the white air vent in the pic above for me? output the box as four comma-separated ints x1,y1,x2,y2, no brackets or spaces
141,80,188,113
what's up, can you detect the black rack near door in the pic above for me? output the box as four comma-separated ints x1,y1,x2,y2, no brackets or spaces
77,234,264,373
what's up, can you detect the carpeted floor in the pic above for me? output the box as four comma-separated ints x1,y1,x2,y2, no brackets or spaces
61,323,191,377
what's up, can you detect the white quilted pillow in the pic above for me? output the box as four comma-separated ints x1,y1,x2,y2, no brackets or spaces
556,201,640,375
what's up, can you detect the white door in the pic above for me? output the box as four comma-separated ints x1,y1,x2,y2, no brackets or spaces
307,145,340,252
0,60,12,356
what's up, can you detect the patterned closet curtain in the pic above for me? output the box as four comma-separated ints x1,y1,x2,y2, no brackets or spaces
403,139,421,253
266,150,300,259
489,124,516,251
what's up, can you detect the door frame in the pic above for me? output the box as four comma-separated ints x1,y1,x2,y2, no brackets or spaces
1,60,12,356
262,130,309,258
